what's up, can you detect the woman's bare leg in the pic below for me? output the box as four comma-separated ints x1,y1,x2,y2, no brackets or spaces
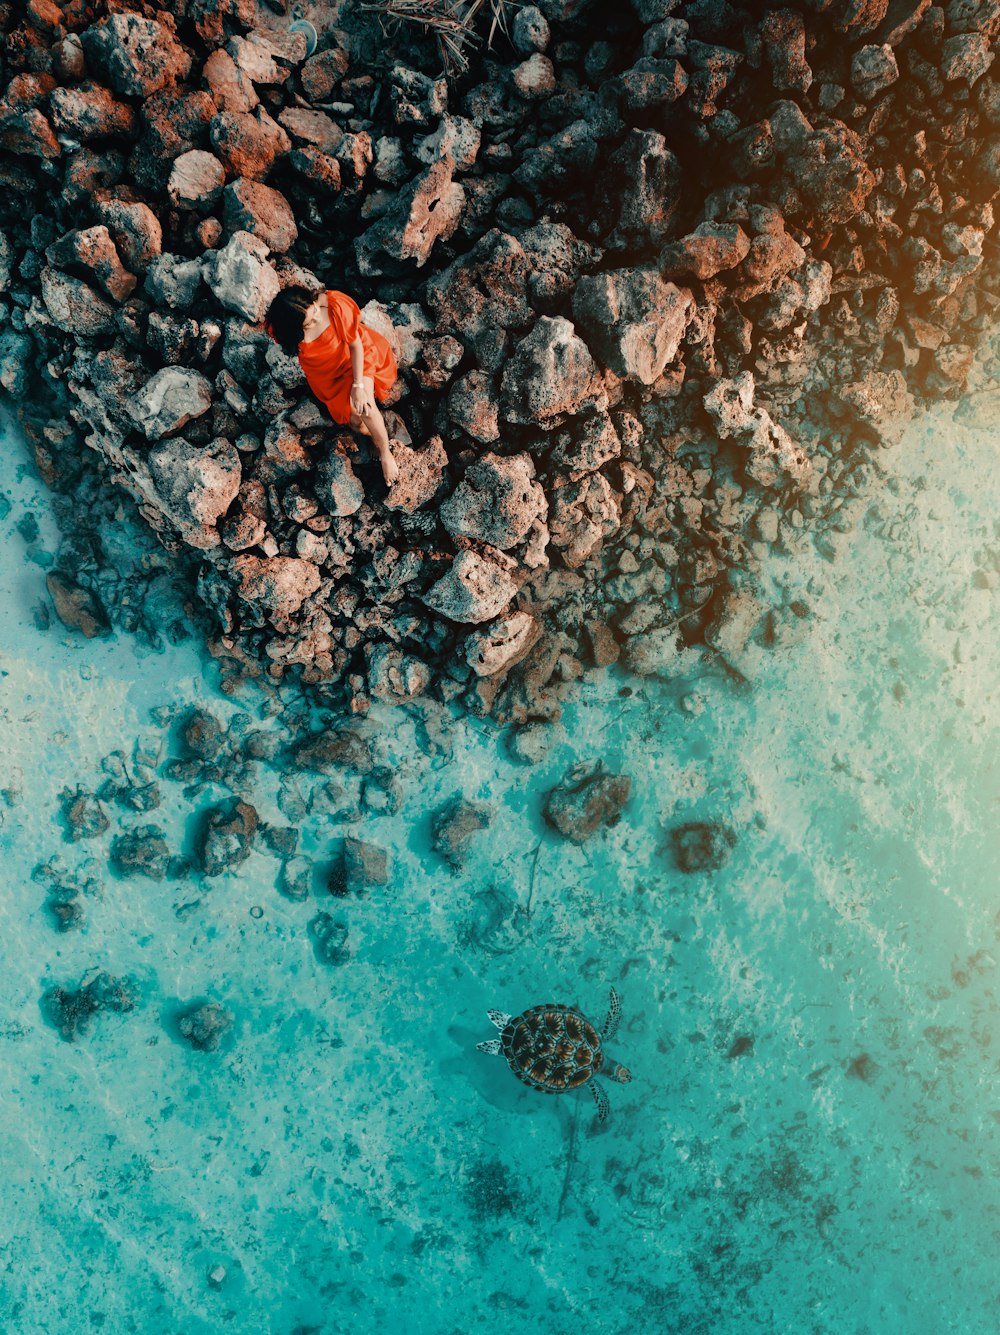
352,376,398,484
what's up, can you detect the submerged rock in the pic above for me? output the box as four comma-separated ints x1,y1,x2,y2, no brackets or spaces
669,821,737,872
329,836,389,896
46,572,110,638
198,799,258,876
309,912,350,966
60,788,110,841
293,728,373,774
110,825,171,880
44,971,138,1042
432,795,493,869
543,763,631,842
177,1001,233,1052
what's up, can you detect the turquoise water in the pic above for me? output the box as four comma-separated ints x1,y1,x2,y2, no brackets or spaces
2,380,999,1334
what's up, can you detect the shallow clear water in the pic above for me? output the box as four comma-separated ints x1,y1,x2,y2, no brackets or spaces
2,380,999,1334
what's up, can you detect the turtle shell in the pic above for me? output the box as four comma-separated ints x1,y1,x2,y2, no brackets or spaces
500,1004,604,1093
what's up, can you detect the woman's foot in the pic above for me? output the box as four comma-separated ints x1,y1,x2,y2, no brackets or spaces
379,447,400,486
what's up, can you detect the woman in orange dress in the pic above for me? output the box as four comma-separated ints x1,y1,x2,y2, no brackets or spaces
265,286,400,486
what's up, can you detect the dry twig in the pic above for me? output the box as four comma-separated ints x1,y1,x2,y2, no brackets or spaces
364,0,510,76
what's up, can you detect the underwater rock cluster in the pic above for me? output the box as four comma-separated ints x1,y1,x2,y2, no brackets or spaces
2,0,1000,716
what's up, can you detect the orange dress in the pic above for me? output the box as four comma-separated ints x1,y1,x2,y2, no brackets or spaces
297,290,397,425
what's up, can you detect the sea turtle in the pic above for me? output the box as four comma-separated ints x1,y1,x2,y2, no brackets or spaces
476,988,631,1122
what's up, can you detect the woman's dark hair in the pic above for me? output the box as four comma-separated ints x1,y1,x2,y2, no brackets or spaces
265,285,320,353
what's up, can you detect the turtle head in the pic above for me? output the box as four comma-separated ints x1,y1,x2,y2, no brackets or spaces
605,1060,631,1085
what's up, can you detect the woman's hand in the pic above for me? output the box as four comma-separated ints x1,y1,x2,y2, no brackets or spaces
350,381,375,417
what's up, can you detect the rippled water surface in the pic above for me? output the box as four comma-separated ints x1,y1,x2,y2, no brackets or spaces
2,376,999,1334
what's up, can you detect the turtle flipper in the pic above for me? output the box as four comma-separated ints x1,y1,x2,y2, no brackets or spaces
477,1039,503,1055
589,1078,610,1123
487,1009,512,1030
601,987,622,1042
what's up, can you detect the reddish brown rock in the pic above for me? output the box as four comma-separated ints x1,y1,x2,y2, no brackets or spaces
300,47,349,102
49,84,134,141
46,226,136,301
288,147,342,193
278,107,343,155
209,108,291,180
223,178,298,252
203,48,258,114
80,13,192,99
231,555,322,623
93,198,162,272
0,84,60,157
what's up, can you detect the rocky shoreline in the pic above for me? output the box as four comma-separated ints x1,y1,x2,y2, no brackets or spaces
2,0,999,719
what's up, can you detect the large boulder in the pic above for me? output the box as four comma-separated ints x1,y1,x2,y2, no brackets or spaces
222,178,297,253
500,316,600,423
440,453,546,549
609,129,682,242
572,270,694,385
783,122,875,227
209,108,291,179
93,199,162,273
381,436,448,513
48,83,135,140
660,222,751,280
426,230,533,372
465,612,543,677
40,268,115,337
129,367,213,440
703,373,812,489
202,230,280,322
316,450,364,516
230,555,321,623
46,227,136,302
356,156,465,274
421,550,519,623
80,13,192,98
168,149,226,211
142,436,241,548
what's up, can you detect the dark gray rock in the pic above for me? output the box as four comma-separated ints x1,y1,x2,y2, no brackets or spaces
500,316,600,424
293,729,374,775
440,453,546,550
421,551,519,624
80,13,192,99
202,230,280,323
309,912,350,966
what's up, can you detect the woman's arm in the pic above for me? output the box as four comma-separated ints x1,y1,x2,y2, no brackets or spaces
348,337,373,415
